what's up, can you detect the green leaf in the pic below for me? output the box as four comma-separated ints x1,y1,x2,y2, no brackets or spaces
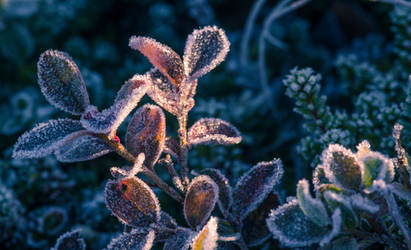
324,191,358,230
359,152,394,188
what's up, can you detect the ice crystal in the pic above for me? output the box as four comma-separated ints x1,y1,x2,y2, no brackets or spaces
37,50,89,115
191,216,218,250
232,159,283,219
51,230,86,250
188,118,241,146
106,228,155,250
184,175,219,229
200,168,232,213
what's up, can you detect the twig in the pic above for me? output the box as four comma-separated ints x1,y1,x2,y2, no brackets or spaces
159,154,185,191
177,114,190,186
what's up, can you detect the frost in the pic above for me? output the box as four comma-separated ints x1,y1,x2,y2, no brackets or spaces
13,119,85,159
322,237,359,250
81,75,148,135
51,230,85,250
321,144,362,190
349,194,379,213
106,229,155,250
356,140,371,158
164,136,180,160
55,133,112,162
184,175,219,229
323,191,357,230
389,182,411,203
146,68,179,115
312,165,330,191
191,217,218,250
232,159,283,219
126,104,166,168
201,168,232,213
129,36,184,86
359,151,394,188
296,179,330,227
319,209,342,247
105,176,161,227
183,26,230,80
110,153,145,178
37,50,89,115
163,228,195,250
188,118,241,146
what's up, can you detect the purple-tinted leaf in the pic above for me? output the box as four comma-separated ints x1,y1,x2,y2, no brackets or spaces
192,217,219,250
37,50,89,115
163,228,195,250
147,69,180,115
129,36,184,86
232,159,283,219
183,26,230,80
188,118,241,146
81,75,148,135
126,104,166,167
201,168,232,213
106,228,155,250
164,136,180,160
13,119,85,159
52,230,85,250
184,175,219,229
105,176,160,227
55,133,112,162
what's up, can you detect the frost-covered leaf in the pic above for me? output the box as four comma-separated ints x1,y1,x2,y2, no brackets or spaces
51,230,85,250
355,140,371,158
37,50,89,115
184,175,219,229
183,26,230,80
349,194,379,214
266,199,341,247
232,159,283,219
126,104,166,167
297,179,330,227
324,191,357,230
201,168,232,213
164,136,180,160
242,193,280,247
105,176,161,227
13,119,85,159
191,217,218,250
322,144,362,190
147,69,179,115
188,118,241,146
129,36,184,86
359,152,394,188
81,75,148,135
106,228,155,250
55,133,112,162
163,228,195,250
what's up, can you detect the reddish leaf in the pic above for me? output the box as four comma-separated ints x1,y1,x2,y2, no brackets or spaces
201,168,232,213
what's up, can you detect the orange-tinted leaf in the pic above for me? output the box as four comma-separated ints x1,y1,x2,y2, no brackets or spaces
192,217,218,250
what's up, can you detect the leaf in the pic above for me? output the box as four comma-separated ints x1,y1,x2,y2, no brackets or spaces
188,118,241,146
106,228,155,250
13,119,85,159
324,191,358,230
163,228,195,250
164,136,180,160
349,194,379,214
312,165,331,191
81,75,148,135
201,168,232,213
37,50,89,115
296,179,330,227
232,159,283,219
105,176,161,227
126,104,166,167
154,211,179,242
129,36,184,87
192,217,219,250
242,193,280,247
359,151,394,188
183,26,230,80
321,144,362,190
266,199,341,247
51,230,86,250
55,133,112,162
184,175,219,229
147,69,179,115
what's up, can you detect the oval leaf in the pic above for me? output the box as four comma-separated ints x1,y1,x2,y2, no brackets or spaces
232,159,283,219
201,168,232,213
188,118,241,146
192,217,219,250
184,175,219,229
163,228,195,250
105,176,161,227
106,229,155,250
37,50,89,115
129,36,184,86
359,151,394,188
13,119,85,159
183,26,230,80
147,69,179,115
55,133,112,162
52,230,85,250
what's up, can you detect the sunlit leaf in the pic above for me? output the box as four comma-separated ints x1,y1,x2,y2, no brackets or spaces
183,26,230,80
129,36,184,86
37,50,89,115
51,230,85,250
55,133,112,162
232,159,283,219
126,104,166,167
147,69,179,115
201,168,232,213
105,176,161,227
192,217,219,250
106,228,155,250
324,191,357,230
163,228,195,250
13,119,85,159
188,118,241,146
359,151,394,188
184,175,219,229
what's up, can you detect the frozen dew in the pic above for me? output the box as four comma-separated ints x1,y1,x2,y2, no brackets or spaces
105,228,155,250
201,168,232,214
188,118,241,146
191,217,218,250
51,230,85,250
355,140,371,158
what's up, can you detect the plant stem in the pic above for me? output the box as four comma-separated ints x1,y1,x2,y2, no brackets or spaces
177,114,189,186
